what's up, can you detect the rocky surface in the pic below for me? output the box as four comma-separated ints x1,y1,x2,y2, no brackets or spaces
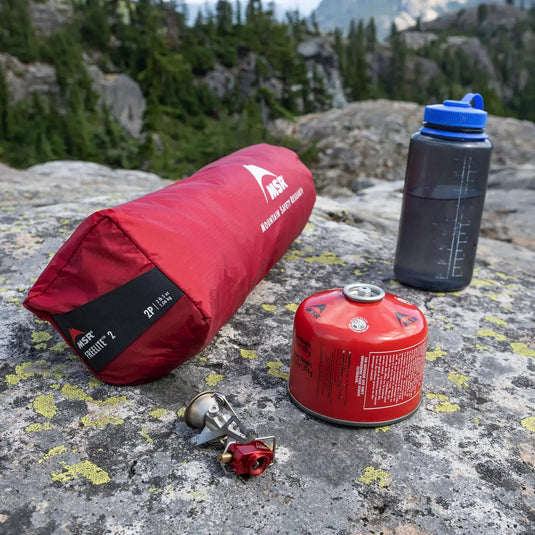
1,147,534,534
272,99,535,251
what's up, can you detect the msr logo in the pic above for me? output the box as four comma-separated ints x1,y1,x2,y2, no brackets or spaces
67,327,95,349
305,304,326,320
395,312,419,327
243,164,288,203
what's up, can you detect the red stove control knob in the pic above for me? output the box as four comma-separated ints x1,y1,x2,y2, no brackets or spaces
218,440,274,476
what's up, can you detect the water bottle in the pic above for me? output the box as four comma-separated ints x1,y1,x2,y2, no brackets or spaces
394,93,492,291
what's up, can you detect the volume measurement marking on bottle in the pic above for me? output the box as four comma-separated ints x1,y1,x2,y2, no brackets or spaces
437,156,475,280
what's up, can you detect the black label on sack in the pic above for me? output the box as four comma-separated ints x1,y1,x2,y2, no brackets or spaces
53,268,184,372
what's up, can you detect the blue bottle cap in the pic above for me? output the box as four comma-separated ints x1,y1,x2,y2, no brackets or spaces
420,93,488,140
423,93,487,130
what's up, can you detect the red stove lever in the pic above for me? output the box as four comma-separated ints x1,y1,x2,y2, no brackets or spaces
217,440,275,477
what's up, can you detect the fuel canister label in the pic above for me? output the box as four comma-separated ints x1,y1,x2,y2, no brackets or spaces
359,339,428,410
317,346,352,405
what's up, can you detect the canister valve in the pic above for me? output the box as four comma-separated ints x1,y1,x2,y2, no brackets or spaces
184,391,275,477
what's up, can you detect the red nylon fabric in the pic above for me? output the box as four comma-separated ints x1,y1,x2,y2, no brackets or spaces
24,144,316,384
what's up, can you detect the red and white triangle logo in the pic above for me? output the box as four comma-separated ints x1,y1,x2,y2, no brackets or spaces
67,327,86,343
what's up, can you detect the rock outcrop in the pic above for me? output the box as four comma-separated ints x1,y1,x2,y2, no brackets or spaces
29,0,73,36
1,132,534,533
202,36,346,113
297,37,347,109
0,52,146,139
87,65,146,138
0,53,59,103
421,2,527,33
313,0,489,39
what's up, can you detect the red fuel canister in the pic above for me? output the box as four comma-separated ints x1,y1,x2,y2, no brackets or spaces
289,283,428,426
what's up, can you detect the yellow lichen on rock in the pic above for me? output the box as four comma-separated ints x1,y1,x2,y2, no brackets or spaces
25,422,52,433
140,429,153,443
304,251,345,265
149,408,167,420
426,393,448,401
33,394,57,419
61,383,127,406
88,377,104,387
92,395,128,407
240,349,259,360
447,373,469,388
484,316,508,326
435,401,461,413
521,417,535,432
31,331,52,348
61,384,91,402
426,393,461,413
477,329,507,341
359,466,391,488
267,361,289,380
426,347,447,362
81,415,124,428
205,374,224,387
470,278,498,289
51,460,110,485
284,249,306,261
5,361,39,385
510,343,535,358
49,342,69,352
39,445,67,464
375,426,391,433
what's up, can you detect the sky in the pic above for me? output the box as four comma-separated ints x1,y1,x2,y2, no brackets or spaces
184,0,323,17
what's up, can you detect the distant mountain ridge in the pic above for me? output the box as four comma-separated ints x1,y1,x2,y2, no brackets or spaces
313,0,495,38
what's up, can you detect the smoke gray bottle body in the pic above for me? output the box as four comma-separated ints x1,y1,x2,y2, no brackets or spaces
394,131,492,292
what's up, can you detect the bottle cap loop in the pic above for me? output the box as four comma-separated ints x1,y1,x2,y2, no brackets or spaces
421,92,488,140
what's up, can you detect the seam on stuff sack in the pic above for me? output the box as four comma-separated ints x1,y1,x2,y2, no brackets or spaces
102,216,210,325
25,215,107,309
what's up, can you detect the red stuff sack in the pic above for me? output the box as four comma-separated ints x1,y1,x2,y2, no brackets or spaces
24,144,316,385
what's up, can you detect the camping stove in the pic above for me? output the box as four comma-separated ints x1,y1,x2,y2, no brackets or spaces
184,391,275,477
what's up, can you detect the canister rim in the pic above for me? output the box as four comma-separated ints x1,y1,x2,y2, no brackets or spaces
343,283,385,303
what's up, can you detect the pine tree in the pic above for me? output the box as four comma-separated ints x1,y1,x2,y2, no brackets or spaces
334,28,345,78
246,0,262,23
235,1,242,25
0,67,11,140
216,1,233,35
346,19,369,101
365,17,376,52
65,84,94,160
79,0,111,51
311,12,320,36
0,0,38,62
388,22,407,100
